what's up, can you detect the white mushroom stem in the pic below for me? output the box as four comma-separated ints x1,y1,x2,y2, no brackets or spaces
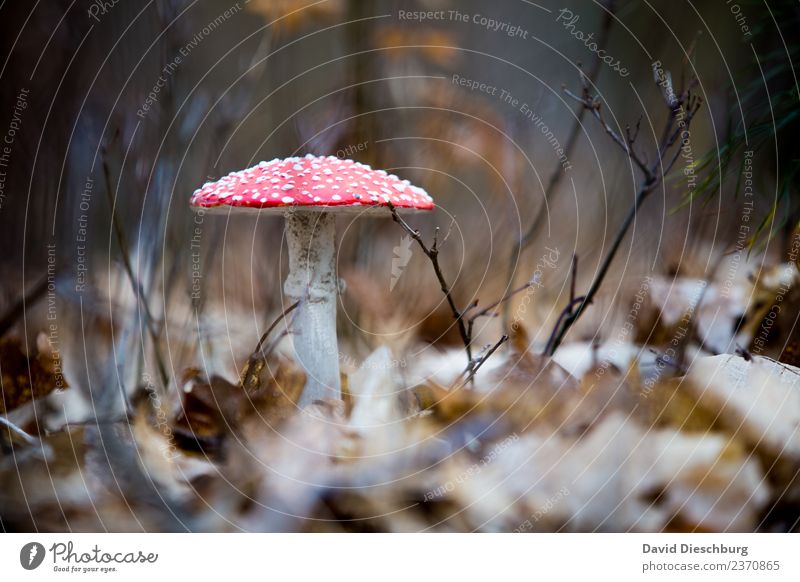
283,210,341,405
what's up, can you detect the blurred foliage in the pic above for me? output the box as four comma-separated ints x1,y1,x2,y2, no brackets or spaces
690,1,800,251
2,0,800,533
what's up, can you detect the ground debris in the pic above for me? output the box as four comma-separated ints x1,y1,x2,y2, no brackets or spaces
0,335,68,416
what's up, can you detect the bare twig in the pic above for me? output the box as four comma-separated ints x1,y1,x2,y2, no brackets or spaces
388,203,472,361
563,88,652,176
542,254,579,354
464,279,538,345
545,63,703,355
546,188,649,356
503,0,617,328
570,254,578,304
0,414,38,446
254,300,301,355
240,300,302,390
465,279,538,322
388,207,518,380
101,142,169,388
735,344,753,362
461,335,509,385
543,295,587,355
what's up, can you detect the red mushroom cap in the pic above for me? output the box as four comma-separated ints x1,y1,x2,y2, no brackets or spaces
190,155,434,213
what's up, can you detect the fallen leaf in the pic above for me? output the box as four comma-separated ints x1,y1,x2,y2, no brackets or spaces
686,354,800,460
0,335,68,416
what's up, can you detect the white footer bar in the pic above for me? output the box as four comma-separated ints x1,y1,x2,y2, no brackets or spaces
1,533,797,581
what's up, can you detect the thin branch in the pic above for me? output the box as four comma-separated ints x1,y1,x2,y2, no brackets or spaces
465,279,538,322
546,183,651,355
461,335,509,386
626,117,642,147
388,203,472,361
101,143,169,388
240,300,302,391
254,300,300,354
388,208,520,379
543,295,587,355
465,278,537,346
563,88,652,177
440,216,457,246
0,414,38,446
570,254,578,304
545,62,703,355
503,0,617,328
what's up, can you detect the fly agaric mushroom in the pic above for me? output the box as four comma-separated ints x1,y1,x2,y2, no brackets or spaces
190,155,434,405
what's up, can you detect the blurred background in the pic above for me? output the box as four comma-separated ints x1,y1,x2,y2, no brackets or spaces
0,0,798,532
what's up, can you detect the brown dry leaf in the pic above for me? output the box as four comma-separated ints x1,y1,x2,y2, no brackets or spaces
172,355,305,461
744,263,800,357
571,365,648,434
685,354,800,512
0,334,68,415
411,328,575,433
643,376,728,432
780,340,800,367
171,356,303,460
685,354,800,460
242,356,305,426
0,427,102,531
132,398,216,502
414,349,581,436
449,413,768,532
235,397,348,531
171,372,241,459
